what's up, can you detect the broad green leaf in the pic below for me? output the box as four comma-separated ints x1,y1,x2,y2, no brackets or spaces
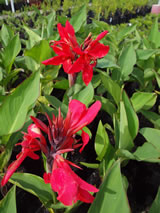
118,43,136,79
119,101,134,150
131,92,157,112
72,83,94,106
46,12,56,38
0,185,16,213
3,34,21,73
45,95,68,116
136,49,158,60
25,40,52,64
88,161,131,213
149,187,160,213
94,95,116,117
10,173,53,206
117,24,136,41
23,26,42,48
100,72,121,106
95,120,109,161
133,142,160,163
97,54,119,68
140,128,160,150
148,18,160,48
122,91,139,139
0,71,40,136
1,24,14,47
141,110,160,128
70,5,86,32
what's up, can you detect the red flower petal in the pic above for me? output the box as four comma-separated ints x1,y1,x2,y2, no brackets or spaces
89,43,110,58
65,20,75,37
67,56,84,74
95,31,108,42
42,55,67,66
51,168,78,206
77,187,95,203
82,64,93,86
43,173,51,184
1,152,28,186
31,116,48,133
70,101,101,134
68,100,87,127
79,130,90,153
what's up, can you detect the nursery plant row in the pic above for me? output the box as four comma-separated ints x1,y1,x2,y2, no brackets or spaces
0,4,160,213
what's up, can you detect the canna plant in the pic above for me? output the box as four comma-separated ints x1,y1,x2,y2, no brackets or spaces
1,5,160,213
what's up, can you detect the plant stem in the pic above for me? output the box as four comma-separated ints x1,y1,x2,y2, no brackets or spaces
68,73,77,88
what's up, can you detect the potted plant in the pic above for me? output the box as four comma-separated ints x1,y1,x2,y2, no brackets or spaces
151,0,160,14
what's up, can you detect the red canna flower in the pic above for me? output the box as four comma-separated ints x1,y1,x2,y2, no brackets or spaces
1,100,101,206
44,154,99,206
68,31,110,85
31,100,101,153
42,21,109,86
42,20,79,73
1,124,45,186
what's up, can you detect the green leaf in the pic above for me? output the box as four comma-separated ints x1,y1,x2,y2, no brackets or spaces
45,95,68,116
100,72,121,106
119,101,134,150
118,43,136,80
10,173,53,206
117,24,136,41
46,12,56,38
80,162,99,169
141,110,160,128
122,91,139,139
3,34,21,73
23,26,42,48
97,54,119,68
0,71,40,136
94,95,116,117
131,92,157,112
149,187,160,213
0,185,16,213
148,18,160,48
136,49,158,60
133,142,160,163
95,120,109,161
54,79,69,90
88,161,131,213
70,5,86,32
1,24,14,47
140,128,160,150
25,40,52,64
72,83,94,106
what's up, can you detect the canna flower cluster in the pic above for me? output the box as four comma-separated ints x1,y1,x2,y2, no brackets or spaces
42,20,109,86
1,100,101,206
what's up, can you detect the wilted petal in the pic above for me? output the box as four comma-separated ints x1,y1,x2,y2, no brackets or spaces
28,124,42,138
